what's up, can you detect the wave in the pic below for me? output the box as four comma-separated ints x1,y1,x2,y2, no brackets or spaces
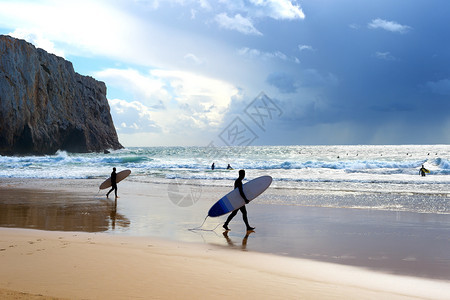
1,146,449,178
0,152,150,166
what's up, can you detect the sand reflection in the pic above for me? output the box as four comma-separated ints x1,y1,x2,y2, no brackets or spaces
222,230,254,251
0,188,129,232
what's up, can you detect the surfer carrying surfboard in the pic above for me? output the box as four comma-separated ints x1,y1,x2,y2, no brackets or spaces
106,167,118,198
419,165,428,177
223,170,255,231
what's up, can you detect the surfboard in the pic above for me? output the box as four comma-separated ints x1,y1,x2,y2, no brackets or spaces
420,167,430,174
208,176,272,217
99,169,131,190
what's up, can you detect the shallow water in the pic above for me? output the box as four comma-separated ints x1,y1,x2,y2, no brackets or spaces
1,145,449,214
0,188,129,232
0,179,449,280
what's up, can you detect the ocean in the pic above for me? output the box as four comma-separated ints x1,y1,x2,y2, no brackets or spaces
1,144,449,214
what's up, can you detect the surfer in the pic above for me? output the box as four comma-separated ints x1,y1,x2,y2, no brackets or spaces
211,162,215,170
223,170,255,231
106,167,118,198
227,164,233,170
419,165,427,177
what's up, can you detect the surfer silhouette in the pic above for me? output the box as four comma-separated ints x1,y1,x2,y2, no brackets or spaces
223,170,255,231
106,167,118,198
211,162,215,170
227,164,233,170
419,165,427,177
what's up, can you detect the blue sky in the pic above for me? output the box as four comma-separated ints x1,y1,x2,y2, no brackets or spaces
1,0,449,146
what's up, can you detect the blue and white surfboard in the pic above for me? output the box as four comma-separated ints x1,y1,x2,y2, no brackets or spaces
208,176,272,217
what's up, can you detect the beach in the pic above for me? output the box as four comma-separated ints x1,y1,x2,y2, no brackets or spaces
1,227,449,300
0,178,449,299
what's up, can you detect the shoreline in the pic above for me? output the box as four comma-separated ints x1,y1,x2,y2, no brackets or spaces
1,227,449,300
1,178,450,298
1,178,450,278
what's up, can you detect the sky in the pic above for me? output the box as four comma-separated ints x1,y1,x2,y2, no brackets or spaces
0,0,449,147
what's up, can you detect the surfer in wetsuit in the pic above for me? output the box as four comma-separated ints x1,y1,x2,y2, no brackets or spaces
223,169,255,231
419,165,427,177
107,167,118,198
211,162,215,170
227,164,232,170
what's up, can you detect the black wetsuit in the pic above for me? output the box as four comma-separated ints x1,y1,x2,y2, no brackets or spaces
224,177,253,230
107,170,118,198
419,167,427,177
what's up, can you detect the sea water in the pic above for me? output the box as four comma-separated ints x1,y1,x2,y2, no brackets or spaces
0,145,449,214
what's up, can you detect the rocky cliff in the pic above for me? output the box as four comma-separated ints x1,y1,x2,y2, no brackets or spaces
0,35,123,155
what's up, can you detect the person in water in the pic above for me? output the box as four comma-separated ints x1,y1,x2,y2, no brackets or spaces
223,169,255,231
227,164,233,170
106,167,118,198
419,165,427,177
211,162,215,170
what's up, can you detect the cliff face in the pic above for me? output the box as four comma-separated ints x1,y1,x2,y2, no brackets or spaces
0,35,123,155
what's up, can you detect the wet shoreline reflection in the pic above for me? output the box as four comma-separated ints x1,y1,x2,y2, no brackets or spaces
0,188,130,232
222,230,253,251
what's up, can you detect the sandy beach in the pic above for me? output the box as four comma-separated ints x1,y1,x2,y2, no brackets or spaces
0,178,449,299
1,228,449,300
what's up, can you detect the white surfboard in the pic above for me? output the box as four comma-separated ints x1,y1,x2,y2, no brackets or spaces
99,169,131,190
208,176,272,217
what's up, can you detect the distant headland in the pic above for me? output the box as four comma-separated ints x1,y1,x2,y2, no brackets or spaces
0,35,123,155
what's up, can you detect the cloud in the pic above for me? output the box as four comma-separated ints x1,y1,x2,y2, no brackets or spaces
8,28,65,57
0,0,141,58
184,53,204,65
266,72,298,93
266,68,339,96
150,69,239,130
215,13,262,35
368,18,411,33
213,0,304,35
238,47,296,63
109,99,160,134
298,44,313,52
96,67,239,137
426,78,450,96
94,68,170,108
190,8,197,19
375,51,395,61
249,0,305,20
300,69,339,87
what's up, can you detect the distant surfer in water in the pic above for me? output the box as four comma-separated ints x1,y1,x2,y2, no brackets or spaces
211,162,215,170
419,165,427,177
107,167,118,198
223,169,255,231
227,164,233,170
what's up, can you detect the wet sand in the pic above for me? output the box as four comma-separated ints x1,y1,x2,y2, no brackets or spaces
0,178,449,299
1,228,450,300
